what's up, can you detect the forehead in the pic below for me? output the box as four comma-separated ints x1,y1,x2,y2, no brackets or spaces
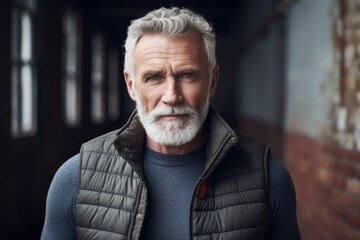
134,33,206,62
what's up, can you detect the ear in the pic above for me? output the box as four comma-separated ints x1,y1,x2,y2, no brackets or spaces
124,70,136,101
209,65,219,97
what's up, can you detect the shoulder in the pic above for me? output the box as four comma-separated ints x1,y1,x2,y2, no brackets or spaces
47,154,79,208
267,157,296,200
41,154,80,240
52,154,79,189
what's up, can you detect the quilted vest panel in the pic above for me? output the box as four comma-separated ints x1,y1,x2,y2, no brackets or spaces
192,136,269,239
76,130,146,240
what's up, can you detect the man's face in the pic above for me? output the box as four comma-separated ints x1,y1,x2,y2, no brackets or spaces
124,33,218,147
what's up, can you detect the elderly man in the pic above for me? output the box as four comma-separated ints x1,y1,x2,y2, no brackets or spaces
41,7,300,240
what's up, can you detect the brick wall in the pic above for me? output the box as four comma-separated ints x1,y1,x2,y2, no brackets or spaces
285,133,360,240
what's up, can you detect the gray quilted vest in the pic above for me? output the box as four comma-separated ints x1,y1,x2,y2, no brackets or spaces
76,108,269,239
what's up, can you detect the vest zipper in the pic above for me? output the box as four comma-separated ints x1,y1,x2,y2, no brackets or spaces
188,133,237,239
128,182,144,239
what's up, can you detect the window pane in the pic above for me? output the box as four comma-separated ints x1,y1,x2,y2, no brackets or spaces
63,10,81,126
21,11,32,62
91,33,105,123
11,63,36,136
64,11,76,73
92,89,103,123
65,77,77,125
21,64,35,132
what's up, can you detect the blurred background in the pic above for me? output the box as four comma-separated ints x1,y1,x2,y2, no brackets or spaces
0,0,359,239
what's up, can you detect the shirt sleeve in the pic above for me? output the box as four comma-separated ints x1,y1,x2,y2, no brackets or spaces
41,154,79,240
265,156,301,240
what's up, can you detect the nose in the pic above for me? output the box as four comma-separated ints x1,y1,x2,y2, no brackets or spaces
162,78,183,105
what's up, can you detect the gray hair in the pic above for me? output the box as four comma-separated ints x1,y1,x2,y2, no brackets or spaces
124,7,217,80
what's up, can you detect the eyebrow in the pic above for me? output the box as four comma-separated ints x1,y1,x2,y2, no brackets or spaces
140,69,163,79
139,65,201,79
175,67,200,75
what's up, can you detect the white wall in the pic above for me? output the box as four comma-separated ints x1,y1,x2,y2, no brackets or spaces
285,0,336,138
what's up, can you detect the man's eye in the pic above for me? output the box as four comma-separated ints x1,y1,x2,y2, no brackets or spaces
147,75,160,81
179,73,195,80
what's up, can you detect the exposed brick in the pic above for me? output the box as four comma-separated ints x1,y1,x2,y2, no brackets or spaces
347,177,360,195
336,219,360,240
344,209,360,230
285,132,360,240
312,203,343,239
316,167,346,190
298,214,337,240
317,183,360,230
334,159,356,176
354,163,360,179
323,142,360,164
332,189,360,212
342,149,360,164
316,189,343,219
315,152,336,168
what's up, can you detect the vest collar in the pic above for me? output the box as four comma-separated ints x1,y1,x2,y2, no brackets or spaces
112,106,238,179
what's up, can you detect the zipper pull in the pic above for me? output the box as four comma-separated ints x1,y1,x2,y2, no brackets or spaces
198,179,208,200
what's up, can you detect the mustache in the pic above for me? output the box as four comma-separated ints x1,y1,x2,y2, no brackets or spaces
149,105,195,117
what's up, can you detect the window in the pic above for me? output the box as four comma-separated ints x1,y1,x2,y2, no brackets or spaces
91,33,105,124
63,9,82,127
107,46,120,121
11,0,37,137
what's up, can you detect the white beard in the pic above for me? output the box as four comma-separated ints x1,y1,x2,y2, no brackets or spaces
136,100,209,146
